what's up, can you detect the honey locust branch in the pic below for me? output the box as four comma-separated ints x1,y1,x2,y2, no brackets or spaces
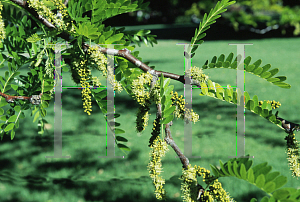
9,0,193,169
149,80,190,169
9,0,201,88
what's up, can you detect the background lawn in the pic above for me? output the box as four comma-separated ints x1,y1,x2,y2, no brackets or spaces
0,37,300,202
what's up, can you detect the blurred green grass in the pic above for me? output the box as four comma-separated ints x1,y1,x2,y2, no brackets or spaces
0,37,300,202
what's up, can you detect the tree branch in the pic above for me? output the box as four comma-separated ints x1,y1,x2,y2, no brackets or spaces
10,0,55,29
150,81,190,169
10,0,192,168
63,0,69,6
88,45,202,87
10,0,201,87
164,121,190,169
0,91,42,105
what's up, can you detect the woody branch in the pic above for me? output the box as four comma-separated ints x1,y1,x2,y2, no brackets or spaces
10,0,201,88
150,79,190,169
10,0,192,168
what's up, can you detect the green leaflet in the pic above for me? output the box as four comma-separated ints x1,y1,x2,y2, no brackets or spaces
116,135,127,141
117,143,131,151
4,123,14,132
190,0,235,58
255,174,265,188
74,22,102,40
90,88,129,153
263,181,276,193
124,29,157,47
210,157,294,201
240,164,247,180
90,0,149,23
202,53,291,88
105,33,124,44
159,74,175,124
199,78,277,123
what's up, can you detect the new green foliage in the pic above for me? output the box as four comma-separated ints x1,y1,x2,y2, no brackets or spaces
202,53,291,88
159,74,175,125
91,88,130,152
190,0,236,58
210,157,299,201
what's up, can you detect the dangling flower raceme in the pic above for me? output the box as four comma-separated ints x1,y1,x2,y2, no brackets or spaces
88,46,123,92
148,136,169,200
149,81,161,104
136,99,151,132
171,91,185,119
196,166,235,202
180,165,235,202
180,164,199,202
170,91,199,124
184,108,199,124
149,116,161,147
0,1,5,45
285,133,300,177
27,0,71,31
88,46,108,76
131,72,153,106
189,66,209,83
78,60,92,115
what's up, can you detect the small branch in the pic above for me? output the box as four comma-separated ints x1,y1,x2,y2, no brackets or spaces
151,82,189,168
164,121,190,169
0,91,42,105
90,45,201,87
10,0,201,88
10,0,72,41
10,0,56,29
63,0,69,6
11,0,192,170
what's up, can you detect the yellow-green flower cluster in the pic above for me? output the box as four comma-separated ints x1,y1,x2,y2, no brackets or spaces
88,46,123,92
27,0,69,31
190,66,209,83
107,64,123,93
171,91,199,123
286,147,300,177
285,134,300,177
185,109,199,124
259,100,281,109
112,75,123,93
180,164,235,202
136,99,151,132
180,164,199,202
91,76,101,87
149,116,161,147
171,91,185,119
148,136,169,200
196,166,235,202
26,33,41,43
88,46,108,77
0,1,5,45
78,60,92,115
150,82,161,104
52,0,68,18
131,72,153,106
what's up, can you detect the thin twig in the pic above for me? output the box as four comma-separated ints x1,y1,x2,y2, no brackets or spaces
63,0,69,6
0,91,42,105
10,0,192,167
164,121,190,169
150,81,190,169
10,0,201,88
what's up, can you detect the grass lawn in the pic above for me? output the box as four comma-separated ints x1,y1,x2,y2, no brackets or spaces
0,37,300,202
